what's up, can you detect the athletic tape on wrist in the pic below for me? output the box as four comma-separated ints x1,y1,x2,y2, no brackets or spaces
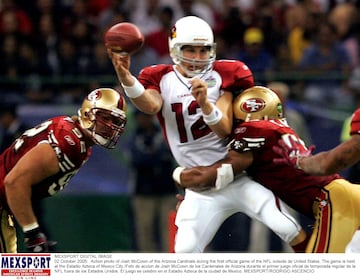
172,167,185,185
203,103,223,126
215,164,234,190
23,222,40,232
121,76,145,99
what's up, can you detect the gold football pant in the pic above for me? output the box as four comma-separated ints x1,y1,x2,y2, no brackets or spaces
307,179,360,253
0,206,17,253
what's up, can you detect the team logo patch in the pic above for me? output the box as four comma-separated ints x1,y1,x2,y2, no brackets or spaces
234,127,247,134
232,140,246,151
1,253,51,277
319,200,328,208
241,98,266,113
64,135,76,145
205,77,216,88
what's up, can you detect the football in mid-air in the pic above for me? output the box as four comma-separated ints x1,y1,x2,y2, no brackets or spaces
104,22,144,54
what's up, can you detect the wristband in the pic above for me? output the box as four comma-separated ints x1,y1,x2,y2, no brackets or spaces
22,222,40,233
121,76,145,99
203,104,223,126
172,167,185,185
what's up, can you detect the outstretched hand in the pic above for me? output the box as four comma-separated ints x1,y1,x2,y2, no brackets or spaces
272,137,315,169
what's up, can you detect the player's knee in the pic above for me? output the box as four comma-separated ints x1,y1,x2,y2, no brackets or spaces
259,198,301,244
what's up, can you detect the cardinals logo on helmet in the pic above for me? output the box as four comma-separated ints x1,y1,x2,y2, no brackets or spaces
170,25,177,40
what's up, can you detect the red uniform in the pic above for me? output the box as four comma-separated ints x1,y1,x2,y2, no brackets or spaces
229,118,360,252
0,116,91,209
350,108,360,135
230,119,341,218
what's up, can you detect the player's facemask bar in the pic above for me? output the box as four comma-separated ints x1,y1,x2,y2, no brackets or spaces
177,45,216,78
87,108,127,149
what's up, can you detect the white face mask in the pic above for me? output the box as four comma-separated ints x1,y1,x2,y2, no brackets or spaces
173,45,216,78
87,108,126,149
93,133,111,147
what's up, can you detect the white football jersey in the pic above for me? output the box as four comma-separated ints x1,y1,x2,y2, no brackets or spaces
138,60,253,167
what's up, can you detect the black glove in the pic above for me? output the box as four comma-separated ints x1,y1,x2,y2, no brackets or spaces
24,227,49,252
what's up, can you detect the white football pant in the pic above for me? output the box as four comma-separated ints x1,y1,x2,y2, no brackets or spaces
345,230,360,253
174,175,301,253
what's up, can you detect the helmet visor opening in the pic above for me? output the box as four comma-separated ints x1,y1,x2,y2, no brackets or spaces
90,108,127,148
175,44,216,77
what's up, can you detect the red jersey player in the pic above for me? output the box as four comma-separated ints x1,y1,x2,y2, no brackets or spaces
0,88,127,253
174,86,360,252
274,108,360,175
273,107,360,253
110,16,308,252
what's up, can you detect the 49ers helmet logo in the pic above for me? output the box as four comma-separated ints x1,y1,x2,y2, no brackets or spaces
87,90,101,102
241,98,266,113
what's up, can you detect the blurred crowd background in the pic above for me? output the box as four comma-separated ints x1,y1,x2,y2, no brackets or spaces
0,0,359,109
1,0,360,253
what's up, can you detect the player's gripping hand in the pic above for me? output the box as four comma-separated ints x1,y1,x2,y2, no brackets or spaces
24,227,50,252
175,194,184,212
272,138,315,169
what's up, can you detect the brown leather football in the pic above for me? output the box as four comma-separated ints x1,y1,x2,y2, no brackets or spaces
104,22,144,54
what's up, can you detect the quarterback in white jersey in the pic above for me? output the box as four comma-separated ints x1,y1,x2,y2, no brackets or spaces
110,16,309,252
139,61,248,168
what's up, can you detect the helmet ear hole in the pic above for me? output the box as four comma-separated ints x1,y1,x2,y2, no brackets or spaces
85,110,95,122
